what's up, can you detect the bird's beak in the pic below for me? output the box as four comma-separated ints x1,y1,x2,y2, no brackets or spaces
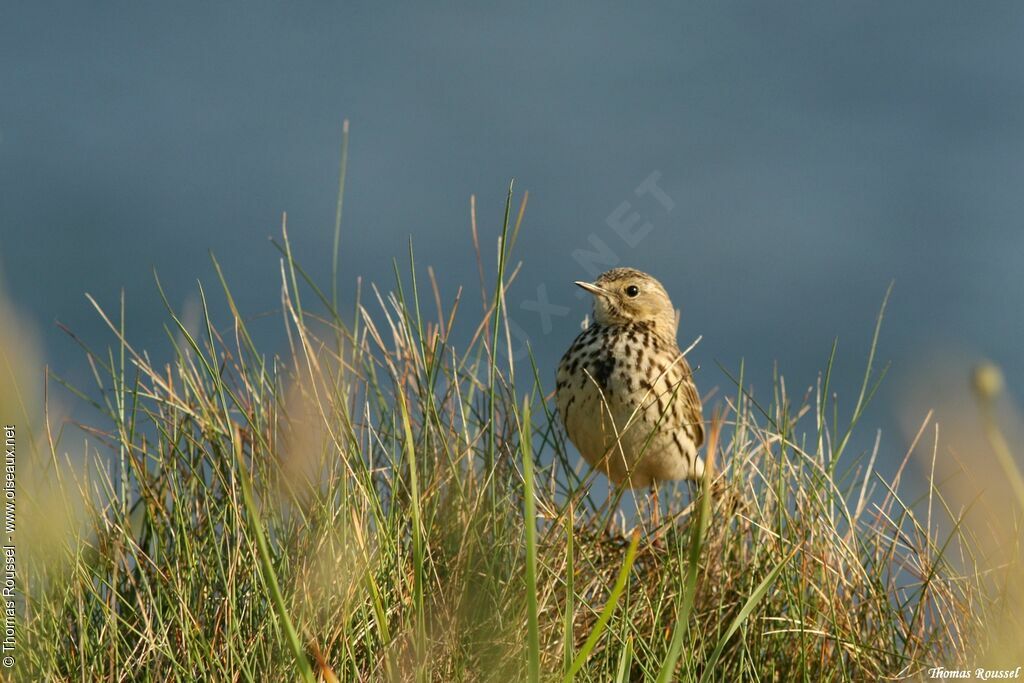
574,281,611,297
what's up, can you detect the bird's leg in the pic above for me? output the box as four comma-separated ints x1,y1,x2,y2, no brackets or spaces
650,482,662,545
604,482,617,537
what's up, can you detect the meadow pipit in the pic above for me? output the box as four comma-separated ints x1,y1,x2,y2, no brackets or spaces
556,268,704,519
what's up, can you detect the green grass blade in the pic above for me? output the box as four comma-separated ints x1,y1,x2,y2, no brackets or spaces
520,399,541,683
331,119,350,311
564,501,576,679
486,180,515,484
697,546,799,683
657,417,718,683
231,428,315,683
397,390,427,668
613,636,634,683
562,530,640,683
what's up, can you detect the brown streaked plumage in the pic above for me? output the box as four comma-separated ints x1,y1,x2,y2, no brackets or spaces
555,267,704,490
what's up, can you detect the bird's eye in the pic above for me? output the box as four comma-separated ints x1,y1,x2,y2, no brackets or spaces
625,285,640,298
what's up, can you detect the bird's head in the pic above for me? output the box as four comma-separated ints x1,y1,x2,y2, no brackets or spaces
575,268,678,338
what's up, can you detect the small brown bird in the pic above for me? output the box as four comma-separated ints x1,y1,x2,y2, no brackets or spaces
556,268,704,507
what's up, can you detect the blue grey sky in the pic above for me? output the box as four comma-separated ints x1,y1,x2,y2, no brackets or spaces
3,2,1022,472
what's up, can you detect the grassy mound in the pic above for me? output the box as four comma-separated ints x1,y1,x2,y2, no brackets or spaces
15,190,1024,681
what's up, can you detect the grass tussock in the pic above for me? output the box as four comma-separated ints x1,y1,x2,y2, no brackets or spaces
13,187,1024,681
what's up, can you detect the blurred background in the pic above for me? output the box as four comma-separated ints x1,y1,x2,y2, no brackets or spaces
2,2,1022,479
